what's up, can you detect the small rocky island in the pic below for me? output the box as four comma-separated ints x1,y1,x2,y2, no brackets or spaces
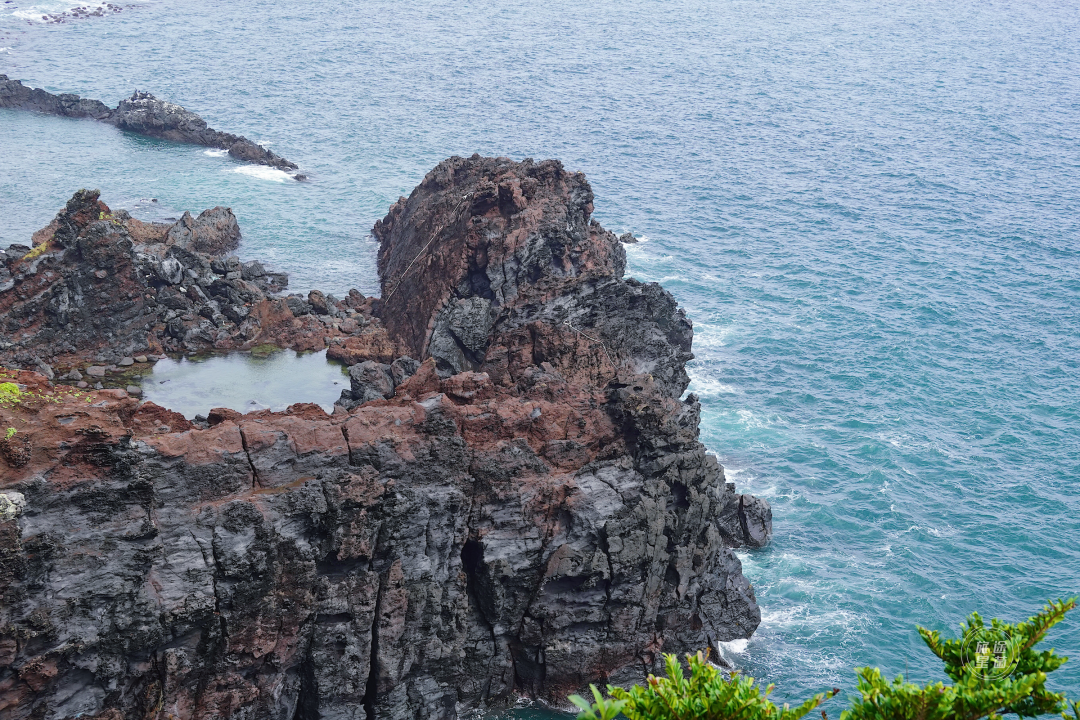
0,156,771,719
0,75,300,174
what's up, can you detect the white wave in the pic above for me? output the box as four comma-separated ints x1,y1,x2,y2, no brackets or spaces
687,374,740,397
693,325,735,349
203,148,229,158
230,165,291,183
718,638,748,655
714,637,748,667
736,408,779,430
759,604,870,641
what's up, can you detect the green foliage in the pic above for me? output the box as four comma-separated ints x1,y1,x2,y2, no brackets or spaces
572,600,1075,720
98,210,122,227
20,241,50,261
571,685,626,720
4,427,15,440
577,651,835,720
0,382,22,406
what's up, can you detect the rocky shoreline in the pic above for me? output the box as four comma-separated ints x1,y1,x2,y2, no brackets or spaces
0,76,302,175
0,156,771,719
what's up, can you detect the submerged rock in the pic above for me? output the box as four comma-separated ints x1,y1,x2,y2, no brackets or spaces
0,157,771,719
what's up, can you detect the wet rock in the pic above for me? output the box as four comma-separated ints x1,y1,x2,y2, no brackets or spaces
618,231,638,243
0,74,111,119
125,385,142,396
118,357,134,367
263,272,289,293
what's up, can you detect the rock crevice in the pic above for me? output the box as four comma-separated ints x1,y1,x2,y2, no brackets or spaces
0,156,772,719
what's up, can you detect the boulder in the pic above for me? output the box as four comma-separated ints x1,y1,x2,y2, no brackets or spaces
338,360,395,408
165,207,241,256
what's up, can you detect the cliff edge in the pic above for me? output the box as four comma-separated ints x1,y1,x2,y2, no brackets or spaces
0,156,771,719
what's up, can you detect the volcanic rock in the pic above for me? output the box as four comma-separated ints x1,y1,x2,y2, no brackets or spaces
164,207,242,256
0,157,771,719
0,189,394,370
0,76,299,172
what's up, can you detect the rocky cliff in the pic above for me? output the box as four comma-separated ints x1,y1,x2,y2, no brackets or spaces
0,156,771,719
0,77,300,174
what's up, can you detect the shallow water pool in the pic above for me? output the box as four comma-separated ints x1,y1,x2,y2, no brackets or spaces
140,349,348,418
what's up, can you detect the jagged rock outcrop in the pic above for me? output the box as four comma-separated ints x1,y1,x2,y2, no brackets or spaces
0,157,772,719
0,77,300,173
0,190,395,372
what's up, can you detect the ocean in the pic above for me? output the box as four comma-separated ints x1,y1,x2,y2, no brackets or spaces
2,0,1078,712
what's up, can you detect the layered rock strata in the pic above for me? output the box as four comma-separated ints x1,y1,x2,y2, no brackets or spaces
0,157,772,719
0,77,299,174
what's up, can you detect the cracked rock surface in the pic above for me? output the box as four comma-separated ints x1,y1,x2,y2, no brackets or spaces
0,156,771,719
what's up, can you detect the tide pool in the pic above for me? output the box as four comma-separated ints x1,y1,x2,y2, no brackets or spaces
140,349,348,418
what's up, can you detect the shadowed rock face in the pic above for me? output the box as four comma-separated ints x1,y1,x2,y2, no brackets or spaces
0,77,299,173
376,155,692,399
0,157,771,719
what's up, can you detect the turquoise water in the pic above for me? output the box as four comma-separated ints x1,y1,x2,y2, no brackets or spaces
3,0,1079,711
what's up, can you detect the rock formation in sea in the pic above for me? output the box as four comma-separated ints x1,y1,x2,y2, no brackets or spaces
0,76,300,174
0,189,395,375
0,156,771,719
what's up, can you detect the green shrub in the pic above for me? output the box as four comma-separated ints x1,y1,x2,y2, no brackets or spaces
572,599,1077,720
0,382,21,406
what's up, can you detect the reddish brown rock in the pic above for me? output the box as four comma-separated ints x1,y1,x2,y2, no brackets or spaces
0,157,771,720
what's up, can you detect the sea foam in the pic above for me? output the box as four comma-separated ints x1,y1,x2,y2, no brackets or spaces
230,165,291,183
